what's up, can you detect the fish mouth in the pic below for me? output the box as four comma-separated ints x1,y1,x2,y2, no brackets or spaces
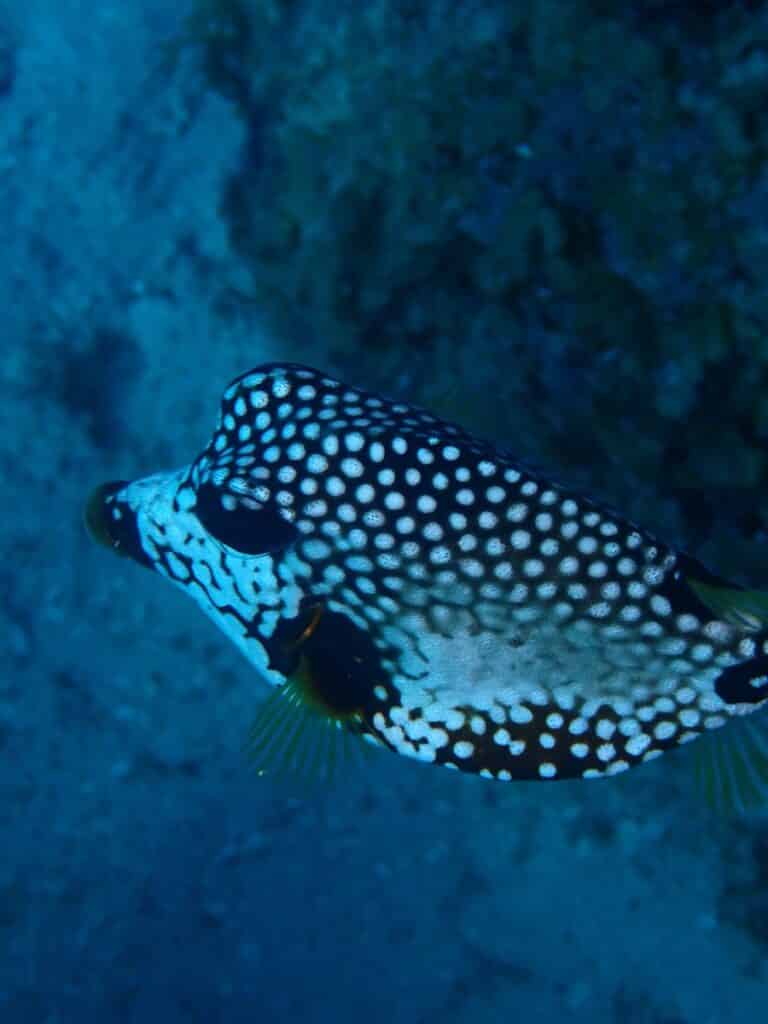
84,480,131,554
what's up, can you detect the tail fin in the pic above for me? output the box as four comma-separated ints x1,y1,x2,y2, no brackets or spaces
695,712,768,816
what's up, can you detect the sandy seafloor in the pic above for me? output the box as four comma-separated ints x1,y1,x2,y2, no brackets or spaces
1,3,767,1022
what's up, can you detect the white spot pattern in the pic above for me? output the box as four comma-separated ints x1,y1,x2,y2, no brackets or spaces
112,362,762,790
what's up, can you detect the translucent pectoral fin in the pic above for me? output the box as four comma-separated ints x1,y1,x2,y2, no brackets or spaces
246,661,375,785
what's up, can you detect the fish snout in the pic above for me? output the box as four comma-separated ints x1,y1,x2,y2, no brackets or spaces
84,480,153,569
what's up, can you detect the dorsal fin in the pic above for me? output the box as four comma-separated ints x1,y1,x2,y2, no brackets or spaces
686,578,768,633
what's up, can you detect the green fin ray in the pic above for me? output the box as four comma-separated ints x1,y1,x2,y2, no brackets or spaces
687,578,768,632
247,674,372,785
695,711,768,815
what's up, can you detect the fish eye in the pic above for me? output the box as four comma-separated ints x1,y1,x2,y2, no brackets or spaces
193,482,298,556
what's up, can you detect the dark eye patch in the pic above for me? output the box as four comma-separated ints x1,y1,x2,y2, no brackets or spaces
193,482,298,555
714,654,768,706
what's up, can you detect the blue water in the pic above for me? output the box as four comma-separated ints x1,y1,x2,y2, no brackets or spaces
2,3,767,1022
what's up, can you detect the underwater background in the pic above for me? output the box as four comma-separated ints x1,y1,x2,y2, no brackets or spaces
2,0,768,1020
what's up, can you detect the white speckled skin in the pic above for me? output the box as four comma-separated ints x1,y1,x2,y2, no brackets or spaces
109,468,305,688
96,363,768,782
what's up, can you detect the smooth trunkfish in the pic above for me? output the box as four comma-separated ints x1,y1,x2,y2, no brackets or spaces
86,363,768,810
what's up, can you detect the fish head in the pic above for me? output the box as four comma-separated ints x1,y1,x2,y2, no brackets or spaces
85,463,306,689
83,361,464,761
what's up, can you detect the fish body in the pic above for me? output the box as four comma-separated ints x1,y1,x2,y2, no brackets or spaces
87,363,768,792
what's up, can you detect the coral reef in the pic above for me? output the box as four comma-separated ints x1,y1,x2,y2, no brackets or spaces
4,4,768,1020
180,0,768,578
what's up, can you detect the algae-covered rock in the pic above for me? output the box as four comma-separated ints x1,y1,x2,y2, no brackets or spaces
180,0,768,580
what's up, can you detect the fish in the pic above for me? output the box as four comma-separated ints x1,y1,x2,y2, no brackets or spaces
86,362,768,809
